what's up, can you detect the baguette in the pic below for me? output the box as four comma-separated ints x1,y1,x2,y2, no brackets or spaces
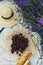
16,51,32,65
24,60,30,65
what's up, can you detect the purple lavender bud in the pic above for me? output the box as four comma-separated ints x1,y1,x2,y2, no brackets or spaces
16,0,28,6
31,24,43,32
36,24,43,31
40,0,43,6
31,28,36,32
37,18,43,24
16,8,22,13
20,0,28,2
31,6,35,13
37,12,41,16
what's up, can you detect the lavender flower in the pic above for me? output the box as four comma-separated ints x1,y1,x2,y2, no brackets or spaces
19,0,28,3
31,6,35,13
31,24,43,32
16,0,28,6
13,0,43,42
37,12,41,16
40,0,43,6
37,18,43,24
16,8,22,13
20,0,28,2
